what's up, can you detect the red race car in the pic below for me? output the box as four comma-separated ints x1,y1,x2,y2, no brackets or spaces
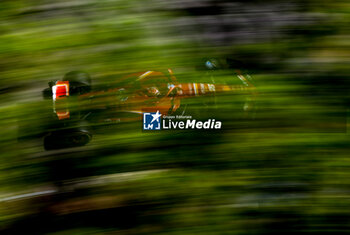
40,60,257,150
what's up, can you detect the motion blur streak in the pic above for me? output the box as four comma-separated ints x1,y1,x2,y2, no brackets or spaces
1,0,350,234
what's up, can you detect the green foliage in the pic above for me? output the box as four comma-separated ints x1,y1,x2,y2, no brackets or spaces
0,0,350,234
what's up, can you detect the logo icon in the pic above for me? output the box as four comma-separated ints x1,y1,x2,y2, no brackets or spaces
143,111,162,130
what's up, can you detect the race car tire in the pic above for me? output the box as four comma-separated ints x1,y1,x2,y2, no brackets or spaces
42,71,92,99
43,129,92,150
63,71,92,95
63,71,91,87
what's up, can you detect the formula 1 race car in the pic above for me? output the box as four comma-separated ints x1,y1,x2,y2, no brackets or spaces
38,59,257,150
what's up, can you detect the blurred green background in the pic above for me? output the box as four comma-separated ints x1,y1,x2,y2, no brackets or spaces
1,0,350,234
